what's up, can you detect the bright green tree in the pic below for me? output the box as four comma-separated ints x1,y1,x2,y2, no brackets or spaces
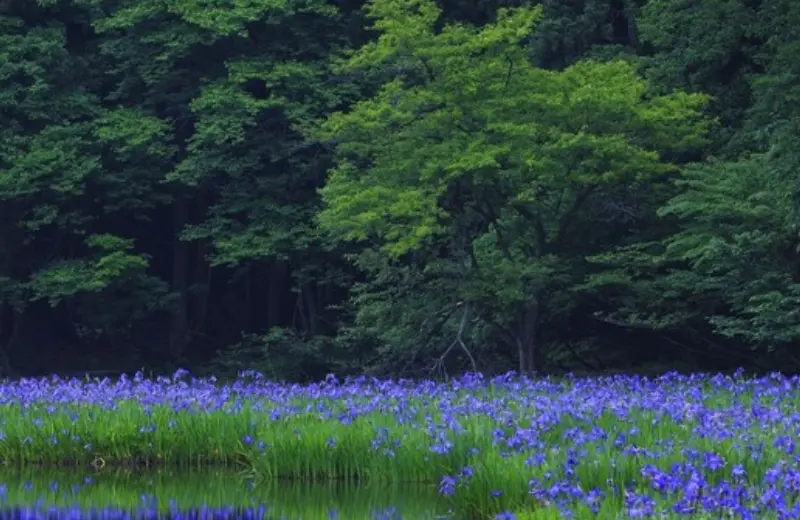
315,0,709,374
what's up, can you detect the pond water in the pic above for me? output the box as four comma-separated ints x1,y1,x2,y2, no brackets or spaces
0,469,451,519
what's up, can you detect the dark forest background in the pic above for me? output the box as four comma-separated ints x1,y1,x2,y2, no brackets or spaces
1,0,798,381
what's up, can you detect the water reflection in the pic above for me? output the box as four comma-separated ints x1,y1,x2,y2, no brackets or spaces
0,469,450,519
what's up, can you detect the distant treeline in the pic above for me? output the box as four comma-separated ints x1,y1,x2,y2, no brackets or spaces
0,0,798,380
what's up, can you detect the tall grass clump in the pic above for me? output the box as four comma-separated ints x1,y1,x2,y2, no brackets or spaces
1,369,800,519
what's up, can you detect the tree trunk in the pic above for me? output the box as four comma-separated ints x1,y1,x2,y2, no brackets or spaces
622,0,639,48
189,194,211,338
266,260,287,328
0,304,15,376
169,197,190,361
516,299,539,375
189,238,211,336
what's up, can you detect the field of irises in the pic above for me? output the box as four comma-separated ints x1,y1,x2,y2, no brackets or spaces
0,369,798,519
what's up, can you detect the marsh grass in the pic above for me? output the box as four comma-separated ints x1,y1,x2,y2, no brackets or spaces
0,375,797,518
0,401,254,468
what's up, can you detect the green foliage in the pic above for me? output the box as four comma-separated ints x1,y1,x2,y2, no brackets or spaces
637,0,760,152
1,0,799,377
639,0,751,87
318,3,708,254
316,0,708,373
210,328,336,382
28,235,149,305
96,108,173,158
582,0,800,361
586,150,800,348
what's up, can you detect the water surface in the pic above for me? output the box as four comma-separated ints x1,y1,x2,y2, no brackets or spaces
0,469,450,519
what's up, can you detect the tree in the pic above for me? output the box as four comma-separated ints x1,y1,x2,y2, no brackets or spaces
314,0,709,374
0,0,171,373
83,0,363,372
637,0,759,152
0,0,363,376
583,0,800,368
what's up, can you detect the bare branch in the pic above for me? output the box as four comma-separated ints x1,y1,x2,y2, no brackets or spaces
429,302,478,378
419,57,437,81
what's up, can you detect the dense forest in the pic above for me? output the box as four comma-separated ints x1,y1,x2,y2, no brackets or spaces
1,0,798,380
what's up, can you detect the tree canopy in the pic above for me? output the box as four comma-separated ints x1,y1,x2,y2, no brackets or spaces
0,0,798,379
